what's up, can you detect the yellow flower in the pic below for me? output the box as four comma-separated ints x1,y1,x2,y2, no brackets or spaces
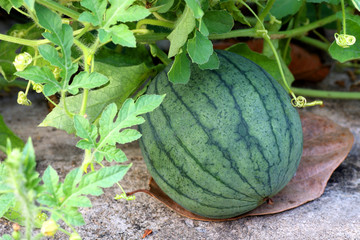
41,219,58,237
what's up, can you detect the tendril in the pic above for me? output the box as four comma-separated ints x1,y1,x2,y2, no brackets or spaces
334,33,356,48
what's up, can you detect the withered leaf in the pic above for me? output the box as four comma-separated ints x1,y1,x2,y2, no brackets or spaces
127,112,354,221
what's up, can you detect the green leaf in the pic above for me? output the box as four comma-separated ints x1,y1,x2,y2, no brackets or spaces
65,195,92,207
103,0,135,28
0,194,14,218
150,0,174,13
134,94,167,115
329,19,360,63
61,207,85,226
226,43,295,87
184,0,204,18
74,115,97,149
78,0,107,26
68,72,109,95
36,4,77,85
202,10,234,34
187,30,213,64
0,0,12,13
40,62,152,133
167,5,196,57
15,66,61,96
115,5,151,22
198,18,209,36
24,0,34,10
96,147,127,162
198,51,219,70
38,44,65,69
63,168,83,197
271,0,303,19
0,114,24,153
116,129,142,144
0,234,12,240
222,1,250,27
168,50,191,84
306,0,339,3
42,166,60,203
107,24,136,47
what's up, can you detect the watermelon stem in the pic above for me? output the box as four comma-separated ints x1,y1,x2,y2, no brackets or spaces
240,0,323,108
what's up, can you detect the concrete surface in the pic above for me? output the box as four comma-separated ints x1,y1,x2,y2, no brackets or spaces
0,71,360,240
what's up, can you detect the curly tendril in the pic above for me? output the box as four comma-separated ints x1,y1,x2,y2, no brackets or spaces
334,33,356,48
291,96,307,108
52,67,61,79
17,91,32,106
10,30,25,38
13,52,32,72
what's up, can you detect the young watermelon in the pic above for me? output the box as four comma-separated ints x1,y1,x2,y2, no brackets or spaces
138,50,303,219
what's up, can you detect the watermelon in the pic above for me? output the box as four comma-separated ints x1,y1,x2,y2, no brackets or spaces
138,50,303,219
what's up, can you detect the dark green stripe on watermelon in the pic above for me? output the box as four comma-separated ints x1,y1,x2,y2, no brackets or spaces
139,50,303,219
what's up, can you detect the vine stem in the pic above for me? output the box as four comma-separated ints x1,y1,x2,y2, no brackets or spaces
292,87,360,99
341,0,346,34
136,19,174,30
255,0,276,29
0,28,86,47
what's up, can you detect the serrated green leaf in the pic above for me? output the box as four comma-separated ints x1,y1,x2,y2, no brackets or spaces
61,207,85,226
0,194,14,218
168,50,191,84
98,103,118,142
38,44,64,69
68,72,109,95
167,5,196,57
0,114,24,153
42,166,59,196
185,0,204,18
116,129,142,144
329,19,360,63
116,5,151,22
103,0,135,28
65,196,92,207
134,94,166,115
199,51,219,70
187,30,213,64
74,115,97,149
36,4,77,85
202,10,234,34
63,168,83,197
61,165,131,210
1,234,12,240
99,147,127,162
108,24,136,47
15,66,61,96
79,0,107,26
40,62,152,134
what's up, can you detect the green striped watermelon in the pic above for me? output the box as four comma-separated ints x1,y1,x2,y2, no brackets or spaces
138,50,303,219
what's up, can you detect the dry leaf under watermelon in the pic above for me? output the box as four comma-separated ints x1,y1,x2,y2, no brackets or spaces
127,112,354,221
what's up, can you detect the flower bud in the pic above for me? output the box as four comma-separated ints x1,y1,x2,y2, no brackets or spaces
41,219,58,237
13,52,32,72
32,83,44,93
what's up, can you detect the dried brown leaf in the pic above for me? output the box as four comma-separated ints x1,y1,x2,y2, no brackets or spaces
128,112,354,221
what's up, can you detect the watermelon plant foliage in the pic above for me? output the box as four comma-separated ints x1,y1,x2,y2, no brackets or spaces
0,0,360,238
